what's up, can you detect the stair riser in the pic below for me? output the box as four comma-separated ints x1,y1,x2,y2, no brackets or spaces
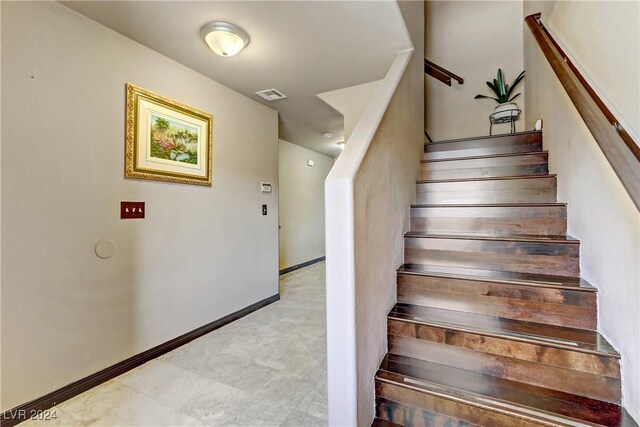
397,273,595,306
422,164,549,181
391,304,611,351
389,319,619,377
382,355,628,426
376,380,547,426
424,133,543,161
404,237,580,277
416,177,557,204
420,153,548,180
388,334,621,403
411,205,567,236
376,397,479,427
397,281,596,330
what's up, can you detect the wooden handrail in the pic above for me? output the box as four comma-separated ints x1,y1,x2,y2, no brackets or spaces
424,58,464,86
526,13,640,210
424,129,433,143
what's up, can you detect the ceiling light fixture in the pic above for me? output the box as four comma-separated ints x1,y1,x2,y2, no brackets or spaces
201,22,250,57
322,132,334,139
337,141,345,150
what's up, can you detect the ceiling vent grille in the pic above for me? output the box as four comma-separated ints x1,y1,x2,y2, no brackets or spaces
255,88,287,101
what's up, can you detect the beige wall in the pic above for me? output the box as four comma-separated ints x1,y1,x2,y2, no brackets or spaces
325,48,421,427
545,1,639,143
425,0,525,141
278,140,333,270
1,1,279,410
354,3,424,424
323,52,415,425
354,6,423,424
324,0,423,423
353,58,423,425
523,1,640,422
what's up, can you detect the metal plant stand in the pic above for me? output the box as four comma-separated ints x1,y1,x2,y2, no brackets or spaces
489,109,522,135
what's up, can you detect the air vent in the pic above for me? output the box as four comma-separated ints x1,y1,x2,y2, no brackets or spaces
255,88,287,101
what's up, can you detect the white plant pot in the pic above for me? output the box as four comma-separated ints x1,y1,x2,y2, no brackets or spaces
493,102,519,119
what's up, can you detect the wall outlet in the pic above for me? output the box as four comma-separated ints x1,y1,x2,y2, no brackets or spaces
121,201,145,219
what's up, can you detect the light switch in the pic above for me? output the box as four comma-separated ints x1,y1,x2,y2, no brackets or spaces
121,201,145,219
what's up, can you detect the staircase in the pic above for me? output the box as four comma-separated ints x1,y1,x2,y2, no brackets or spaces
373,131,637,427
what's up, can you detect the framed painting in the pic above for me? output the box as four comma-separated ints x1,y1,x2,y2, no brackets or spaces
125,83,213,186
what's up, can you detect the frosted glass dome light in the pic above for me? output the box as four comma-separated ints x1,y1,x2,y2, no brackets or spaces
201,22,250,57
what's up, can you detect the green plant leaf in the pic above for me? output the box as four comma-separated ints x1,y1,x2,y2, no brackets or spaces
480,69,525,104
486,81,499,96
475,94,500,102
507,71,526,97
492,79,504,102
497,69,506,97
509,93,521,102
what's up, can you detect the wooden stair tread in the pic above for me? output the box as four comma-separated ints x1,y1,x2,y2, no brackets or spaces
424,132,543,161
398,264,596,292
411,202,567,208
389,304,618,357
427,130,542,146
405,231,579,244
377,354,632,427
417,174,557,184
421,150,548,163
371,418,404,427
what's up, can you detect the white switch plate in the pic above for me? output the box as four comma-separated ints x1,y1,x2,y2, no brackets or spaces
307,160,314,167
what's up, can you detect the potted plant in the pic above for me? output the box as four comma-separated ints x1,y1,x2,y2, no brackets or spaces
475,69,525,119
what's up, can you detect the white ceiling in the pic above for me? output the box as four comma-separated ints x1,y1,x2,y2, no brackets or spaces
61,1,411,157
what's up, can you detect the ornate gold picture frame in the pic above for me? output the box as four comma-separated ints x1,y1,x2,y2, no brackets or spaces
125,83,213,186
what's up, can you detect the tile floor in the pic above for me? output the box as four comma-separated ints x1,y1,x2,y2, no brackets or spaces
20,262,327,427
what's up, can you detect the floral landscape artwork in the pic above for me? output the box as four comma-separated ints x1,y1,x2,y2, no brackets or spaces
150,115,199,164
125,83,213,186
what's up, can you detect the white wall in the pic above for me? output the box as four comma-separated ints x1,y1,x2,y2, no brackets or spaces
1,1,279,410
353,55,423,425
326,49,421,427
318,80,383,143
425,1,525,140
278,140,333,270
545,1,639,143
523,1,640,422
325,1,423,424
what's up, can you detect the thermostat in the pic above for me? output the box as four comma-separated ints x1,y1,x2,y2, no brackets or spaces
261,182,272,193
307,160,315,167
